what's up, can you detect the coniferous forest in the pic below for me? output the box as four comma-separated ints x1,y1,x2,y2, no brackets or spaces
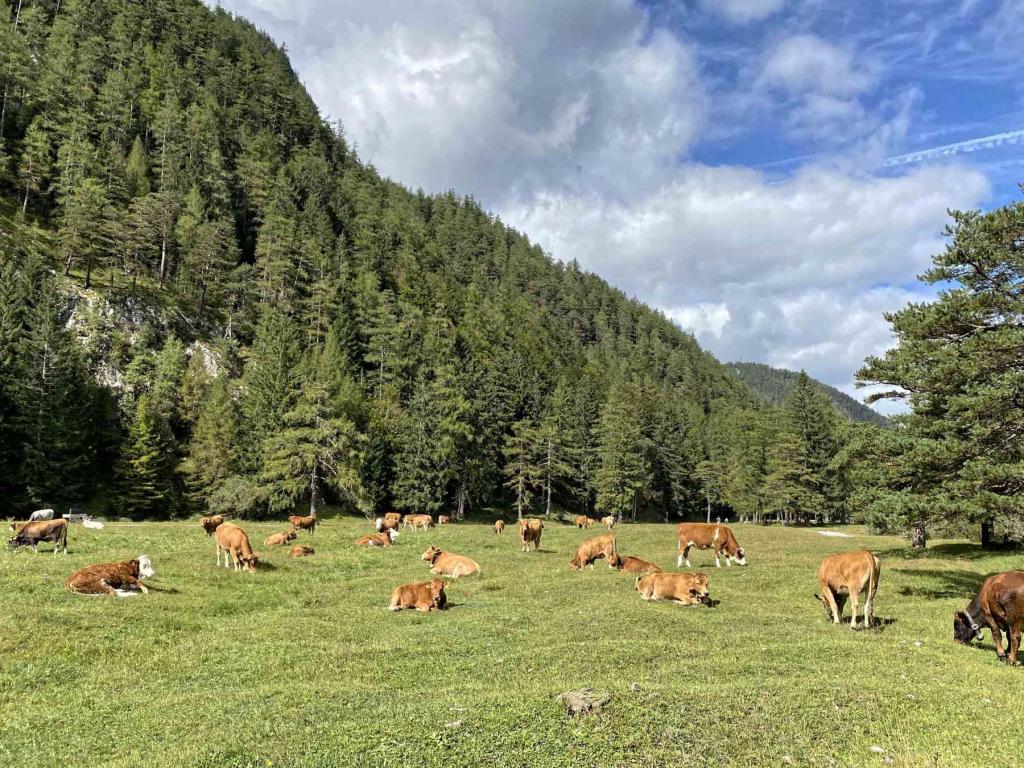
0,0,1020,548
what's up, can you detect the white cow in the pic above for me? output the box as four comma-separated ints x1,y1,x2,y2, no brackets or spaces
29,509,54,522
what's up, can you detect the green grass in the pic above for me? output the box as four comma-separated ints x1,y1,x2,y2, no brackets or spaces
1,518,1022,767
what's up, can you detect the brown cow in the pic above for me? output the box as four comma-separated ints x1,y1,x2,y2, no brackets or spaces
421,545,480,578
609,554,662,574
814,550,881,630
356,529,398,547
66,555,155,596
601,515,616,530
677,523,747,568
264,529,298,547
380,512,402,531
574,515,597,529
214,523,259,571
438,515,451,525
288,511,318,535
493,520,505,535
289,545,315,557
954,570,1024,663
636,572,712,606
388,579,448,612
200,515,225,537
403,514,434,531
519,518,543,551
570,534,617,571
8,519,68,554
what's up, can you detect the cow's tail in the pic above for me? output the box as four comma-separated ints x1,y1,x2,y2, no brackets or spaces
869,554,880,603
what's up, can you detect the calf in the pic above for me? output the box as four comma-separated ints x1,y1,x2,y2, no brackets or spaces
519,518,543,551
388,579,447,612
356,529,399,547
438,515,451,525
214,523,259,571
815,550,881,630
403,514,434,531
636,572,712,606
601,515,616,530
200,515,225,537
421,545,480,578
493,520,505,535
569,534,617,571
574,515,597,529
288,511,318,535
954,570,1024,663
609,554,662,574
264,529,298,547
8,519,68,554
289,545,315,557
66,555,155,597
677,523,747,568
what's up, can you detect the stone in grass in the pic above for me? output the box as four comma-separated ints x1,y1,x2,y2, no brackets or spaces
559,689,612,716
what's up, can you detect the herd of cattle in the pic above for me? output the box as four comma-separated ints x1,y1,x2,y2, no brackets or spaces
7,511,1024,663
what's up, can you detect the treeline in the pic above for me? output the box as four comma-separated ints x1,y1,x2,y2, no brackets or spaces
0,0,874,523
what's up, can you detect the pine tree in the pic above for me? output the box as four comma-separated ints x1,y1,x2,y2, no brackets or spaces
503,418,542,520
181,376,238,507
595,381,651,522
117,393,177,518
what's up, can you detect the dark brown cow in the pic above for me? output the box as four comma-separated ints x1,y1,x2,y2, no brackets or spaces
519,518,543,552
954,570,1024,663
569,534,617,571
814,550,881,630
609,554,662,574
66,555,155,596
8,519,68,554
289,545,315,557
388,579,447,612
677,523,747,568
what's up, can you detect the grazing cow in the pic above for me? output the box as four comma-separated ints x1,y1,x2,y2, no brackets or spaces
420,545,480,578
493,520,505,535
403,514,434,531
356,529,399,547
609,554,662,574
288,511,318,535
438,515,451,525
66,555,155,597
954,570,1024,663
289,545,315,557
388,579,448,612
214,523,259,571
519,518,543,551
601,515,616,530
569,534,617,571
29,508,55,522
200,515,225,537
574,515,597,529
8,519,68,554
814,550,881,630
677,523,747,568
264,529,298,547
636,572,712,606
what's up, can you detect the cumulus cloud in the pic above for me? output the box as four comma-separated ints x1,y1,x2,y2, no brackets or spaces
700,0,787,24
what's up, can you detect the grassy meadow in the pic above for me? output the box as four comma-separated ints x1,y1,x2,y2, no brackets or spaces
1,516,1022,767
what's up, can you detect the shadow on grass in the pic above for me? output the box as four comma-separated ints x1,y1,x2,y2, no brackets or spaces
877,542,1020,562
893,568,986,599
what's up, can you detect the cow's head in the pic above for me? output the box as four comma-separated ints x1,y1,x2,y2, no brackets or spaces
731,546,747,566
953,610,983,644
429,579,447,609
7,536,23,550
285,530,298,542
813,593,834,621
240,554,259,572
421,545,442,564
137,554,155,579
608,554,623,570
689,580,712,606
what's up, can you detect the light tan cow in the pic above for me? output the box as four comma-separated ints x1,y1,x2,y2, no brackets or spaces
574,515,597,529
493,520,505,535
519,518,543,551
677,523,747,568
569,534,617,571
601,515,616,530
288,511,318,535
214,523,259,571
635,572,712,606
421,545,480,578
438,515,451,525
388,579,447,612
356,529,398,547
289,545,315,557
609,554,662,574
815,550,881,630
264,529,298,547
403,514,434,531
382,512,402,531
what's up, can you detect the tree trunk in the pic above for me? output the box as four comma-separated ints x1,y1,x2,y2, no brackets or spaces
456,478,466,521
309,462,319,516
911,522,927,549
981,520,994,548
705,494,711,524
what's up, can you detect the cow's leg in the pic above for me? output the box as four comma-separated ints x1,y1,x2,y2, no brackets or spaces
983,610,1005,659
679,544,692,568
849,589,860,630
824,589,842,624
97,579,119,597
1008,617,1022,665
863,587,875,628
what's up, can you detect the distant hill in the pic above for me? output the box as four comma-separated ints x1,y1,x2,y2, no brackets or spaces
726,363,889,427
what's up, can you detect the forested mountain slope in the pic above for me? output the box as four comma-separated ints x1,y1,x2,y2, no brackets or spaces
726,363,889,427
0,0,864,524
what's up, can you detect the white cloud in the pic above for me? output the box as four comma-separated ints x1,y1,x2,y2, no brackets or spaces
700,0,787,24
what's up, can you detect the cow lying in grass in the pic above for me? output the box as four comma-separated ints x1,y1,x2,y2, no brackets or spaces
388,579,447,612
677,523,747,568
421,545,479,577
8,519,68,554
954,570,1024,664
609,554,662,574
289,545,315,557
815,550,881,630
636,572,712,606
66,555,155,597
200,515,224,537
214,523,259,571
570,534,616,571
519,519,543,551
288,511,318,535
356,529,398,547
264,529,297,547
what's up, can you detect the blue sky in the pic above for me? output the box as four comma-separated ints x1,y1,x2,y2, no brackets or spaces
219,0,1023,412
